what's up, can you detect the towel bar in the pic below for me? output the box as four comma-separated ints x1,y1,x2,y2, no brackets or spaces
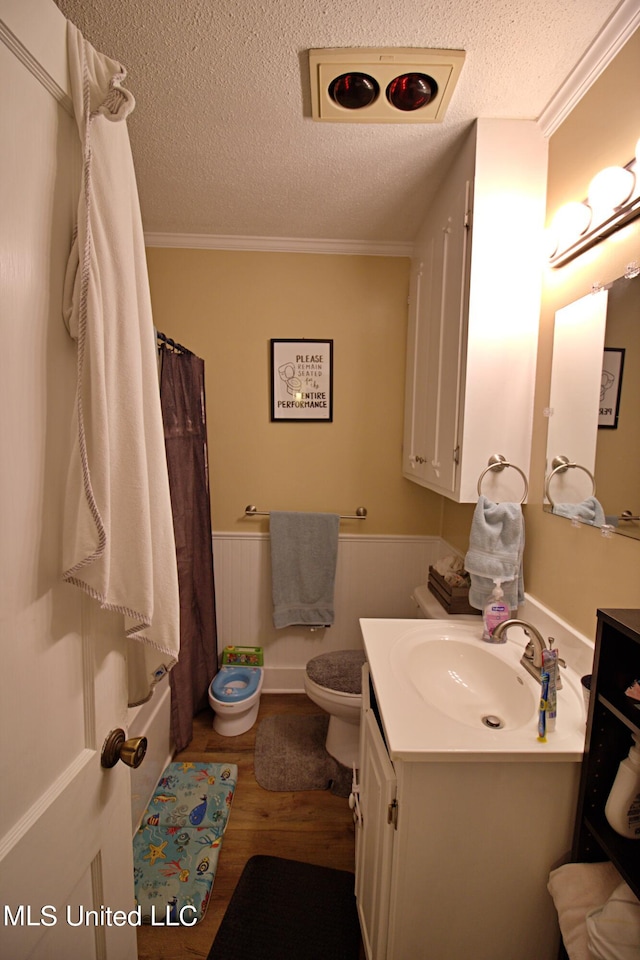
544,456,596,507
476,455,528,503
244,505,367,520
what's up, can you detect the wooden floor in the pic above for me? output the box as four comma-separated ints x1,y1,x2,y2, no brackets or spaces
136,694,360,960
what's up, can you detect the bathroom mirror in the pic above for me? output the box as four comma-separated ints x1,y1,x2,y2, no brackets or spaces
545,269,640,540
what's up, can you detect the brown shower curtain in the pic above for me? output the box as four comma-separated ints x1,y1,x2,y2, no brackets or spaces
160,341,217,752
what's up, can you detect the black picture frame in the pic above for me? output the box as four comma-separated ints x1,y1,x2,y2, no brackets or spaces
599,347,625,429
270,339,333,422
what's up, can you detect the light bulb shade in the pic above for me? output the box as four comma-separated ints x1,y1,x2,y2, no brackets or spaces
549,201,592,254
587,165,635,214
544,227,559,259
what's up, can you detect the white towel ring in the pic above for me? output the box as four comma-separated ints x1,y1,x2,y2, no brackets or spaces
477,454,528,503
544,456,596,507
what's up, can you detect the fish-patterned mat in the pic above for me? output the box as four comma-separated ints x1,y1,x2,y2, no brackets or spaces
133,761,237,925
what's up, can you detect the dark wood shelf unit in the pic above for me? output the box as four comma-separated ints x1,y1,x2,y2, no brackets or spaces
570,608,640,902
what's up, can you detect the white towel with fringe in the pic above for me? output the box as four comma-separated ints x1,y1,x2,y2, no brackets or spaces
62,22,179,705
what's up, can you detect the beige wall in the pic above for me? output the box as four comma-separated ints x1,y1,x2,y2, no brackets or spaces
444,28,640,638
147,28,639,637
146,247,443,535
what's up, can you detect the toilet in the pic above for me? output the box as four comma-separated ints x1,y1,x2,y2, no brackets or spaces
304,649,367,768
305,588,479,768
208,665,264,736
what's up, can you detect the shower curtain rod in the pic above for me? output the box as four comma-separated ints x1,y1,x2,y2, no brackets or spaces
244,505,367,520
156,330,193,355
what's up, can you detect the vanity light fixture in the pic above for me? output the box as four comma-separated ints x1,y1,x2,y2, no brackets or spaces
548,137,640,267
308,48,465,123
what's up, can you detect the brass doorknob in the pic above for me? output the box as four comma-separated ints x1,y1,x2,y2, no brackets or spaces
101,728,147,769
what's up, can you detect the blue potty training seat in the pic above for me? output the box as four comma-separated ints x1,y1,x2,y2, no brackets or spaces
210,666,262,703
208,665,264,736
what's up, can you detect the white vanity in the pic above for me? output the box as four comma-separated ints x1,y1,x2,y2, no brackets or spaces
355,618,588,960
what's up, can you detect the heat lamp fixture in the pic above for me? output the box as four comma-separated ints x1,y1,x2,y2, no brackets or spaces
308,48,465,123
547,137,640,267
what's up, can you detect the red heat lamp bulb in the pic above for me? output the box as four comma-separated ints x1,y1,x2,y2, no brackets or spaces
386,73,437,111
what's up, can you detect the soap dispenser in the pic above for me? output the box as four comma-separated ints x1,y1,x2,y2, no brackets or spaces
604,734,640,839
481,580,510,643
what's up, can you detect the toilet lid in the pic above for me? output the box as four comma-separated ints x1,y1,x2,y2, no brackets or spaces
210,666,262,703
305,650,366,694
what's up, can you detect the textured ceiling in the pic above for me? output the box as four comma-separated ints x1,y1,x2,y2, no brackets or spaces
55,0,624,245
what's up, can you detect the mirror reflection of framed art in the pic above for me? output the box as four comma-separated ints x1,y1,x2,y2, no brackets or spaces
599,347,625,429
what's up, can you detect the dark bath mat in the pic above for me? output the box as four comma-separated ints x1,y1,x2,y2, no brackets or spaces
254,714,352,797
207,855,360,960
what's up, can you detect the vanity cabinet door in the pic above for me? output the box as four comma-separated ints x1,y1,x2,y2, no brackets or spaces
356,668,397,960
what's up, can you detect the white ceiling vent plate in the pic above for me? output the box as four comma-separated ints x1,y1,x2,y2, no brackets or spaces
309,47,465,123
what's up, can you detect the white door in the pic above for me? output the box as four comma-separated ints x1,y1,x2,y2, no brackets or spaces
0,2,137,958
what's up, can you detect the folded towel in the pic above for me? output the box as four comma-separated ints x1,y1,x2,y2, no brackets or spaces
553,497,606,527
464,496,525,611
547,862,623,960
586,881,640,960
270,511,340,628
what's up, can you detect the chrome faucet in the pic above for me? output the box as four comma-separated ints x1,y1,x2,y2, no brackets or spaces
491,619,549,683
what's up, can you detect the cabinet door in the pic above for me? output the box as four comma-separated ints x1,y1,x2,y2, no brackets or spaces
355,701,397,960
402,251,429,483
403,174,471,496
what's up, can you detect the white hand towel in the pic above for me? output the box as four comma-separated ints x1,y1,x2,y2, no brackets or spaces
552,497,606,527
464,495,525,611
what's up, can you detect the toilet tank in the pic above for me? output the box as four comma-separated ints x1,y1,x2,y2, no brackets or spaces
411,583,480,622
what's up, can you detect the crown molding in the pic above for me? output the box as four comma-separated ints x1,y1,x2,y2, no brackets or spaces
143,231,413,258
538,0,640,137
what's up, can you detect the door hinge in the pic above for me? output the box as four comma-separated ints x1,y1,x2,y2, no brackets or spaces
464,209,472,230
387,798,398,829
453,445,460,464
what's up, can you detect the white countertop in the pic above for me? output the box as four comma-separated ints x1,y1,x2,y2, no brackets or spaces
360,618,588,763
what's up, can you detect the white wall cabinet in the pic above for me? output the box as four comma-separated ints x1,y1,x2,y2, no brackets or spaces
355,664,580,960
403,119,548,502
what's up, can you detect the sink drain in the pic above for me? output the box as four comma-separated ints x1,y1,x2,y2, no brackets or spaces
482,714,504,729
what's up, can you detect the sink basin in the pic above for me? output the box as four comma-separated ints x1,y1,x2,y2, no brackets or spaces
359,618,587,760
401,638,537,730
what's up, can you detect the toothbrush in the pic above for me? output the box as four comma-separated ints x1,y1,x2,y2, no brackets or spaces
542,648,558,733
538,671,549,742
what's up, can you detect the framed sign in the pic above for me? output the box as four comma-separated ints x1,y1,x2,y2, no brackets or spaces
599,347,625,429
270,339,333,421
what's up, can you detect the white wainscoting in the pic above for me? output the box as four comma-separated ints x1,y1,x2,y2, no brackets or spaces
212,532,445,691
